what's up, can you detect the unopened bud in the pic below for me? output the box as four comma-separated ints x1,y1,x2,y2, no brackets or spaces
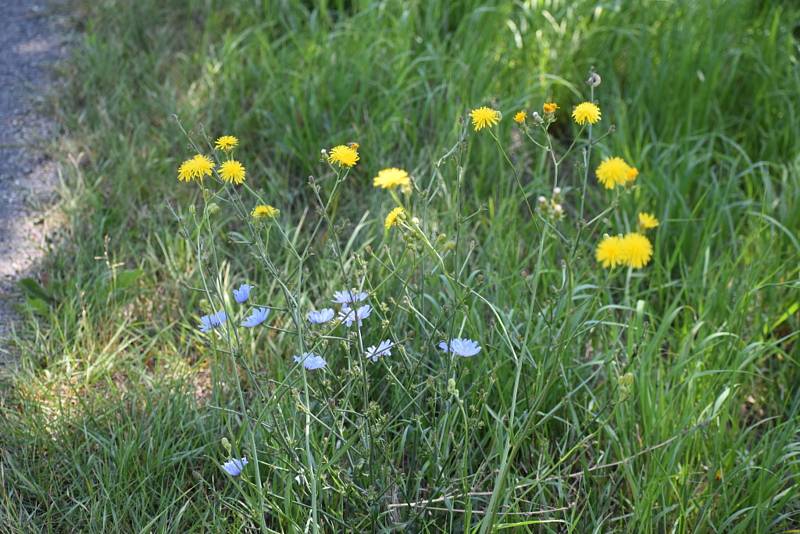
553,187,561,195
537,196,547,204
532,112,543,124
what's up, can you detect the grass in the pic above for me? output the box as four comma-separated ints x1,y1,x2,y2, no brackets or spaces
1,0,799,531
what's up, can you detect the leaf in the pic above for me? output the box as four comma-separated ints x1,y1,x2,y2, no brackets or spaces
25,297,50,316
114,269,144,291
18,277,51,302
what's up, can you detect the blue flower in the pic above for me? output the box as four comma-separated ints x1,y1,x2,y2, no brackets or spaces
332,289,368,306
241,307,270,328
233,283,253,304
307,308,335,324
221,457,248,476
365,339,394,362
438,338,481,357
338,304,372,327
293,352,327,370
199,310,227,333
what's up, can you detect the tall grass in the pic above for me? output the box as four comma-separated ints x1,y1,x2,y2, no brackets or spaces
1,0,798,531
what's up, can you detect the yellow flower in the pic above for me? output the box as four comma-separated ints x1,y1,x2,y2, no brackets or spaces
543,102,559,114
513,111,527,124
596,157,635,189
373,168,411,190
328,145,359,168
470,107,501,131
384,207,405,230
619,232,653,268
572,102,601,125
626,166,639,184
219,160,246,184
177,154,214,182
252,204,279,219
638,212,659,230
215,135,238,151
595,235,625,268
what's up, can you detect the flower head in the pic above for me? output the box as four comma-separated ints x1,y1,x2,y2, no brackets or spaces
596,233,653,269
470,107,501,131
373,168,411,190
241,307,270,328
513,111,527,124
199,310,227,333
233,283,252,304
339,304,372,328
252,204,279,220
638,212,659,230
543,102,559,114
596,157,635,189
626,166,639,183
293,352,327,370
595,235,625,268
332,290,368,306
221,457,248,476
365,340,394,362
619,232,653,269
328,145,359,168
177,154,214,182
215,135,238,151
572,102,601,125
384,207,405,230
219,160,246,184
307,308,335,324
438,338,481,357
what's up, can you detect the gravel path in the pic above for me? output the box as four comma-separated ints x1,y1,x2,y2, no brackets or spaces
0,0,64,365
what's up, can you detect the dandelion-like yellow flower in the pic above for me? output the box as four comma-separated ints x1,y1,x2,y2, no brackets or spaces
470,107,501,131
596,157,635,189
215,135,238,151
513,111,527,124
384,207,405,230
252,204,279,219
638,212,659,230
626,166,639,184
177,154,214,182
543,102,559,114
596,235,625,268
572,102,601,125
619,232,653,268
219,160,246,184
373,168,411,190
328,145,359,168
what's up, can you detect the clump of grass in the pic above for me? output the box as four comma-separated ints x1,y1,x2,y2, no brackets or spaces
1,0,799,531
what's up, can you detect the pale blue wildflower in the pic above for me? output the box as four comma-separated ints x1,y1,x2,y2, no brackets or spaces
339,304,372,327
233,283,253,304
199,310,227,333
332,289,368,306
365,339,394,362
221,457,248,476
307,308,335,324
241,307,270,328
293,352,327,370
438,338,481,357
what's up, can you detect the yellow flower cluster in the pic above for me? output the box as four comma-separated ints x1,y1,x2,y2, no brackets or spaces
328,144,360,168
384,207,405,230
513,111,527,124
543,102,559,114
177,154,214,182
595,157,638,189
596,233,653,269
215,135,238,151
252,204,279,220
219,160,246,184
373,168,411,191
572,102,601,125
470,107,501,131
